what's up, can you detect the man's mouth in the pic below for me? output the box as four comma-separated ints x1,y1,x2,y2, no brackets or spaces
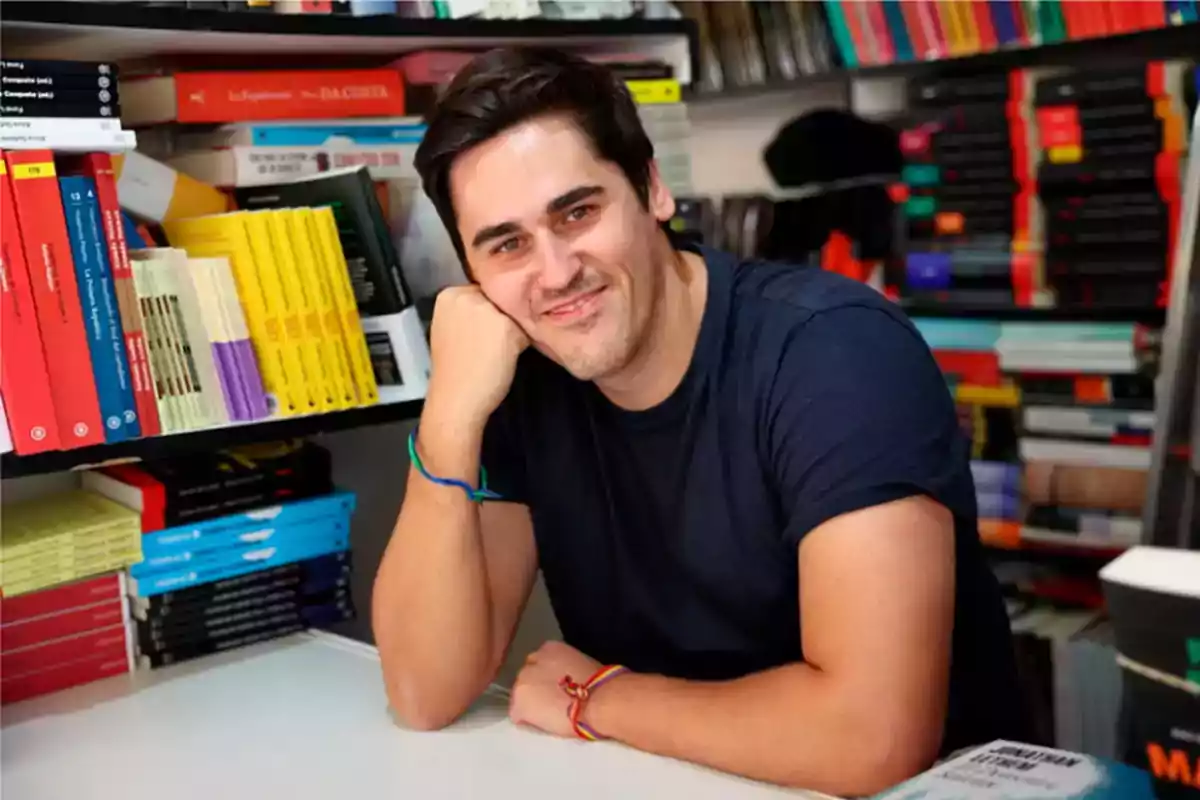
542,287,606,324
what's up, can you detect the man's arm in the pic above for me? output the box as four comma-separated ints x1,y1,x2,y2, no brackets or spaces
372,286,537,731
583,495,954,797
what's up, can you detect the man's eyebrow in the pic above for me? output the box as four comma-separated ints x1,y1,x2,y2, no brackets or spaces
469,185,605,251
471,221,520,250
546,184,604,214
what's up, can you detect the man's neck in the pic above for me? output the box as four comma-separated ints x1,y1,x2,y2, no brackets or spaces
595,245,708,412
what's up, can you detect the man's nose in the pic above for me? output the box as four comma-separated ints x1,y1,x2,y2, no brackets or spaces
535,233,582,292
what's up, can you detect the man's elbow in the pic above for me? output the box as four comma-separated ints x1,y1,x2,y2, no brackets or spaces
829,716,941,796
384,675,467,732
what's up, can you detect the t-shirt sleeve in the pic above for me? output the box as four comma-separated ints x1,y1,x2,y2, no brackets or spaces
479,394,530,505
767,305,972,548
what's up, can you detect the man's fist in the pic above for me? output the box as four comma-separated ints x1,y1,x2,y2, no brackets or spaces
426,286,529,431
509,641,603,738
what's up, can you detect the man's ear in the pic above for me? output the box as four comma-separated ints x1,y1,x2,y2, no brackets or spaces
646,160,676,223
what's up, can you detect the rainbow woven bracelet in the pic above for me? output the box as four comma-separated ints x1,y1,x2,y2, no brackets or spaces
407,428,501,503
560,664,629,741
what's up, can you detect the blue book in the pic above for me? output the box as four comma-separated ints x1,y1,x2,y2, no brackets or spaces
881,0,914,61
988,0,1020,45
131,516,351,577
130,532,351,596
209,121,426,147
872,739,1155,798
59,176,139,442
121,211,148,248
139,491,356,560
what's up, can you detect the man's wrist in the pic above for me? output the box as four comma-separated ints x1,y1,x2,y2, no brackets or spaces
413,405,485,482
579,668,636,740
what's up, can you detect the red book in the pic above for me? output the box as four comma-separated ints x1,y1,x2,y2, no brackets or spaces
899,0,933,59
934,351,1002,387
1,648,130,705
61,154,161,437
864,1,897,64
1,624,129,678
0,153,61,454
3,150,103,448
0,574,123,625
122,69,406,126
971,1,998,49
1,598,126,652
1142,0,1167,28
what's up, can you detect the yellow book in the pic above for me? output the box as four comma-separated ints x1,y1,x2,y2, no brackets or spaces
286,209,356,410
162,213,299,417
936,1,966,55
263,210,336,413
310,207,379,407
955,0,980,54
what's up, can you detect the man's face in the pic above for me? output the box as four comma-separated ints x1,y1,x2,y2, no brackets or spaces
448,113,675,381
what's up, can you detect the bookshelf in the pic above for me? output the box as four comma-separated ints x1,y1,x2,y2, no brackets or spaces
686,19,1200,103
898,302,1170,325
0,2,698,81
0,399,424,479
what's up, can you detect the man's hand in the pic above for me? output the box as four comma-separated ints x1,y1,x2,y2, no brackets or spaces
508,641,603,738
426,285,530,431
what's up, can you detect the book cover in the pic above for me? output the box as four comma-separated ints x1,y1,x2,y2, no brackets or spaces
62,153,160,437
208,255,271,419
232,165,412,315
871,739,1155,798
128,257,183,433
163,213,296,417
59,175,140,441
1101,547,1200,800
4,151,104,448
0,152,61,454
186,257,249,421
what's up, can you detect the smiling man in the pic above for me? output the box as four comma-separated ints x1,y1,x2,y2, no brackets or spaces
371,47,1024,796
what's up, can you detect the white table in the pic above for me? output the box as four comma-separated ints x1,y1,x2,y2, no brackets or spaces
1,631,832,799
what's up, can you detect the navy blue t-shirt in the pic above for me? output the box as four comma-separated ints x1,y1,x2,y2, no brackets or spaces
481,245,1024,754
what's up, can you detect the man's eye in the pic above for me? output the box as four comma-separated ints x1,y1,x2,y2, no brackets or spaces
565,205,595,223
493,237,521,255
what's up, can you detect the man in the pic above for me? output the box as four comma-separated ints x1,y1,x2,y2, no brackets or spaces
372,47,1023,796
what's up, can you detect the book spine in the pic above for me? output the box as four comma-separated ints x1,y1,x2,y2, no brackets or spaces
190,259,247,421
1,624,129,677
59,177,128,444
154,69,405,124
154,260,208,429
209,256,271,419
0,152,61,453
310,208,379,406
288,209,356,410
263,211,334,412
1,650,130,705
0,573,122,625
81,153,161,437
129,259,182,433
5,152,105,447
242,212,314,415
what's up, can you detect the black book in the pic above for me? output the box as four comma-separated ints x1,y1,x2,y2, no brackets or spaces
0,59,119,78
0,100,120,118
140,602,355,668
139,567,351,628
234,166,411,315
1100,548,1200,800
2,87,119,105
1,72,117,90
133,551,352,618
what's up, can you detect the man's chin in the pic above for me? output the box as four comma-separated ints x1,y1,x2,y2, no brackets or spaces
532,339,625,383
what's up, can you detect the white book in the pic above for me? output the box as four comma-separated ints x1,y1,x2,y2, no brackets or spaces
359,307,430,405
128,258,182,434
1023,406,1157,438
1020,438,1153,470
167,143,420,188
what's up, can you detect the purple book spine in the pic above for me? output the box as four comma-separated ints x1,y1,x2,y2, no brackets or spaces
234,339,271,419
212,343,248,421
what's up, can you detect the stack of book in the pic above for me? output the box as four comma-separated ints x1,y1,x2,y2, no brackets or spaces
82,441,356,671
0,491,144,704
898,71,1031,309
1035,61,1191,312
128,1,649,20
912,317,1157,552
0,573,135,705
0,59,136,152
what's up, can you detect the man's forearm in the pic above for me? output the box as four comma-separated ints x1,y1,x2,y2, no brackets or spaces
372,416,495,730
585,665,935,797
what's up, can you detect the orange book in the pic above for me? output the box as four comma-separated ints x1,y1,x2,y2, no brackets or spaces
121,69,406,126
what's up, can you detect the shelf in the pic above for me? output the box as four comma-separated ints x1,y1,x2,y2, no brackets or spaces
0,400,423,479
897,302,1169,325
0,3,697,82
687,21,1200,102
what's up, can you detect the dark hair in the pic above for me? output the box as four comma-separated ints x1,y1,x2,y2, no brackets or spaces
414,47,655,265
